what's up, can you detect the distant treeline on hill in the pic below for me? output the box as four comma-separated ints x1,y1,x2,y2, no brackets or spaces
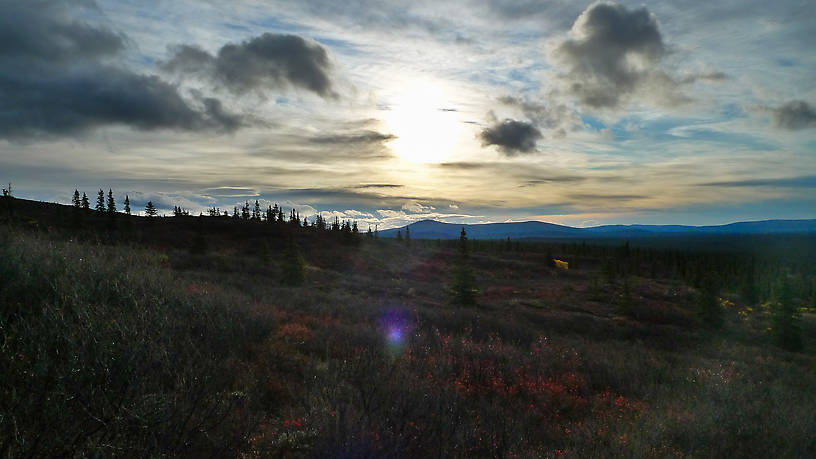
60,187,374,235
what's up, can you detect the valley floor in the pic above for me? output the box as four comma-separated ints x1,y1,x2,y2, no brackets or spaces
2,219,815,457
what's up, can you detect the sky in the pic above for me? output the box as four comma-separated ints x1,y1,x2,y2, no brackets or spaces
1,0,814,229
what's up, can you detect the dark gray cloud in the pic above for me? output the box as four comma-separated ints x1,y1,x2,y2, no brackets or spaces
162,33,337,98
552,2,683,109
357,184,404,189
0,0,124,61
768,100,816,130
497,95,580,137
700,176,816,188
310,130,395,144
438,162,486,170
201,98,245,132
479,119,542,155
0,0,241,138
0,67,238,137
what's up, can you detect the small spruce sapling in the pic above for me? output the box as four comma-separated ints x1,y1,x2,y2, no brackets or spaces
145,201,158,217
281,235,306,286
770,277,802,351
697,276,724,329
451,227,477,307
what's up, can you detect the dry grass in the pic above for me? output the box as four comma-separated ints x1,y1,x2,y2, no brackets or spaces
1,222,815,457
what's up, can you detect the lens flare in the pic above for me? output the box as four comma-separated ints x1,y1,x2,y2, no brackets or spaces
380,307,414,355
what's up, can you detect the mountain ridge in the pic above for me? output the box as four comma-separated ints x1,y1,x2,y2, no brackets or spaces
379,218,816,239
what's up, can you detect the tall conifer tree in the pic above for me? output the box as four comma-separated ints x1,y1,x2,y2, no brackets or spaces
95,189,105,212
106,189,116,213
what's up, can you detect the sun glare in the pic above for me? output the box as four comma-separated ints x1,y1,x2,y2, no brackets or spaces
383,80,463,163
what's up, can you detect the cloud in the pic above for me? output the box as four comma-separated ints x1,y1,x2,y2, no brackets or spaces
310,130,395,144
202,186,259,197
437,162,486,170
357,184,404,189
479,119,542,155
497,96,579,130
565,193,647,201
0,0,125,62
0,0,241,138
302,129,395,160
494,95,581,138
201,97,245,132
524,176,585,186
161,33,337,98
401,201,435,213
700,176,816,188
551,2,685,109
767,100,816,130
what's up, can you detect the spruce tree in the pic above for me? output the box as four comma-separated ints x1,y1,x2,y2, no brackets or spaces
81,192,90,210
697,277,724,329
72,189,81,208
281,234,306,286
771,277,802,351
252,200,261,221
123,195,131,215
618,277,634,316
451,227,477,307
741,259,758,306
106,189,116,213
96,189,106,212
144,201,157,217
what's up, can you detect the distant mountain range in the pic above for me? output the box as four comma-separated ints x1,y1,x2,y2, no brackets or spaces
378,219,816,240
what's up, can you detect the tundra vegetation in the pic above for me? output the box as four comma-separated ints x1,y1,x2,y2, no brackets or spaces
1,193,815,457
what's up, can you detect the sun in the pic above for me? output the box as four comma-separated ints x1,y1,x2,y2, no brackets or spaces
382,80,463,163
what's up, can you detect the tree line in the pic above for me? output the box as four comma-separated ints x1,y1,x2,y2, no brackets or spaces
68,189,377,241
